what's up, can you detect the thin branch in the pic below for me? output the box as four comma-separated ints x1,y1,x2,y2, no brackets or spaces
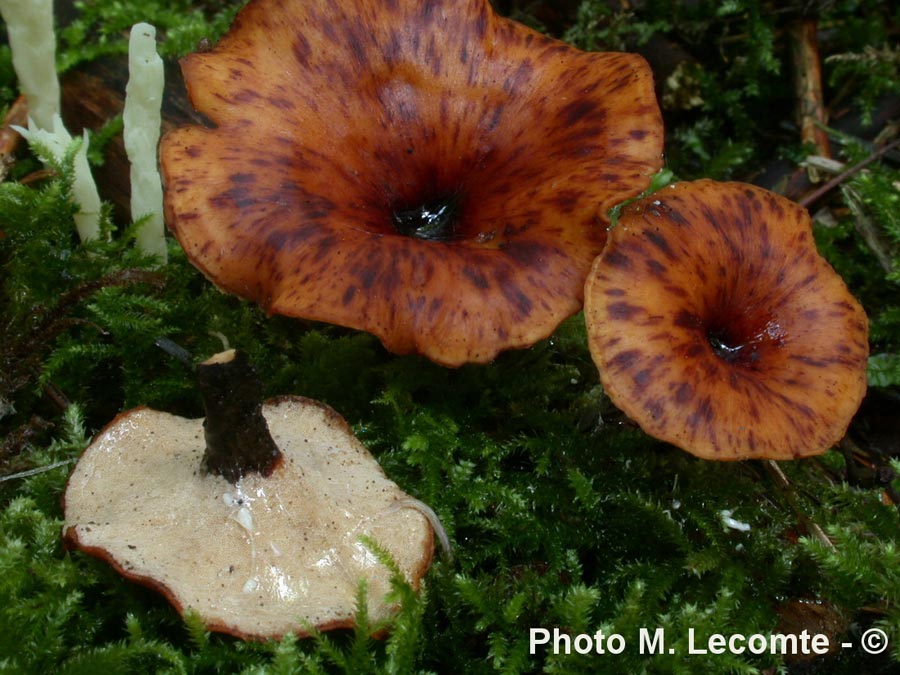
842,184,895,274
0,458,76,483
798,136,900,209
764,459,836,551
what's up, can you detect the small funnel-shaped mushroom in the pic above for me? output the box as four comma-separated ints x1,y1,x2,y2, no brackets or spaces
584,180,869,460
63,350,434,640
160,0,664,366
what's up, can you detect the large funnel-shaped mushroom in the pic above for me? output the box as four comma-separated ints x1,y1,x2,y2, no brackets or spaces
160,0,664,367
584,180,869,460
64,352,434,640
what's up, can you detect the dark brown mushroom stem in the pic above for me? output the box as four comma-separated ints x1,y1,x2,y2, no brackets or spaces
195,349,281,481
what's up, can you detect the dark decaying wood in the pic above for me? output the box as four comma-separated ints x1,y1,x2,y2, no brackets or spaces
1,95,29,181
48,0,208,220
790,17,831,158
60,56,208,223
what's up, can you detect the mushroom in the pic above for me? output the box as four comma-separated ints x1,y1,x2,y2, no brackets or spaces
63,349,434,640
159,0,664,367
584,180,869,460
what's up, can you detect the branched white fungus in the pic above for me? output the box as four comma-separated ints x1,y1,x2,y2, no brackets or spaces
3,0,103,242
16,115,103,242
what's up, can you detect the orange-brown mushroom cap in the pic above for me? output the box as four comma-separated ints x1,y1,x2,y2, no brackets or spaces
160,0,664,367
584,180,869,460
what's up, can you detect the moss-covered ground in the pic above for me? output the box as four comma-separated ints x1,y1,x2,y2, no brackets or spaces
2,1,900,673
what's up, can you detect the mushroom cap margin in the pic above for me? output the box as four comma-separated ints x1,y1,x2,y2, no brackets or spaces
584,180,869,460
160,0,665,366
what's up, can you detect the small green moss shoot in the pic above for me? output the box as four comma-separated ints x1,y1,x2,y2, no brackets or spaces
2,1,900,673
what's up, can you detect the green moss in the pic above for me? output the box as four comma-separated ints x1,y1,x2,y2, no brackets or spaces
2,0,900,672
57,0,241,70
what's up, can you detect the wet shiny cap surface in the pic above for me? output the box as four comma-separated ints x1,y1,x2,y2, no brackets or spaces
584,180,869,460
160,0,664,366
63,397,434,640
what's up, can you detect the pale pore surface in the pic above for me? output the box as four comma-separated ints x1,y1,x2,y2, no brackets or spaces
64,397,433,639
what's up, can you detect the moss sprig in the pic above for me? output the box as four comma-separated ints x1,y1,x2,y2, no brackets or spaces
1,0,899,672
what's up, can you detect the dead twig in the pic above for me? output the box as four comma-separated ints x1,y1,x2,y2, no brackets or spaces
798,136,900,209
0,458,77,484
790,17,831,159
0,415,52,465
1,269,166,408
841,184,896,274
765,459,836,551
18,168,58,185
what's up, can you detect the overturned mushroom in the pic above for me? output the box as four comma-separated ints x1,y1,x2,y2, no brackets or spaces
584,180,868,460
64,350,434,640
160,0,664,367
